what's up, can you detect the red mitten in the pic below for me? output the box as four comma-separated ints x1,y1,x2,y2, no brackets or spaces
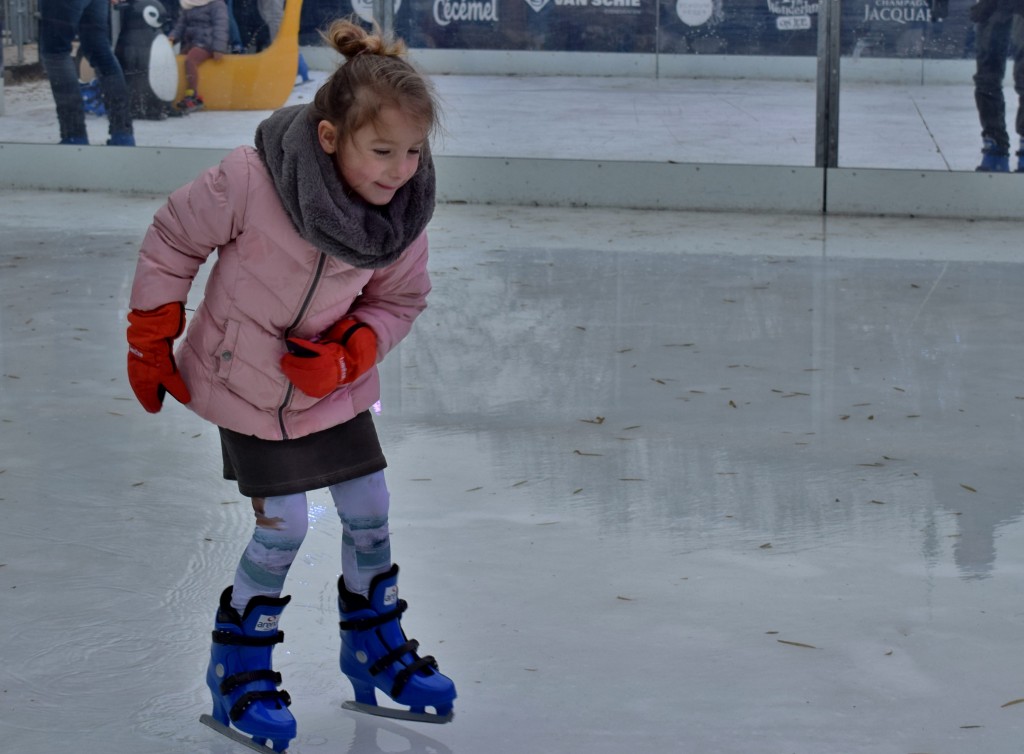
281,318,377,399
126,302,192,413
321,317,377,371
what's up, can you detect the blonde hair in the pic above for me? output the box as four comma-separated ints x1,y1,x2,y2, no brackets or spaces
311,19,440,144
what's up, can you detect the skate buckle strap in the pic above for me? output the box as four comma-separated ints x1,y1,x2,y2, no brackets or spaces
211,628,285,647
369,639,419,676
391,655,441,698
338,599,407,632
229,689,293,722
219,669,283,695
367,638,441,698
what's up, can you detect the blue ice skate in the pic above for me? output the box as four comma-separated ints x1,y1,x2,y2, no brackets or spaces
80,79,106,116
976,138,1010,172
199,587,296,752
338,565,456,724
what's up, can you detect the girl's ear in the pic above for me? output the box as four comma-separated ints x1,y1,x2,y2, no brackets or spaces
317,120,339,154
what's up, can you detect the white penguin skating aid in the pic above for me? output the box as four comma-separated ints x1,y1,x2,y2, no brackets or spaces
114,0,178,120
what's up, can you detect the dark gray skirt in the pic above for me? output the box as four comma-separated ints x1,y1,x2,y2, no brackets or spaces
219,411,387,497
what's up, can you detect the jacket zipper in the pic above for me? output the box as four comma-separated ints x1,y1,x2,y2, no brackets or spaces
277,252,328,439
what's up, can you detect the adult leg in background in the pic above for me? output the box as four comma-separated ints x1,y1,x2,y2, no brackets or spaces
38,0,90,143
1011,12,1024,169
975,8,1013,156
75,0,133,140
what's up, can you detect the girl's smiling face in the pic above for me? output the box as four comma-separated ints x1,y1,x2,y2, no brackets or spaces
318,106,427,206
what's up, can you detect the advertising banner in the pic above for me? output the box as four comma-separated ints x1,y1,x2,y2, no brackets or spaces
299,0,975,58
845,0,973,57
407,0,657,51
658,0,818,55
301,0,656,50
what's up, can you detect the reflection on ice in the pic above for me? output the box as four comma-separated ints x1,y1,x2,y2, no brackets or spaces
383,247,1024,581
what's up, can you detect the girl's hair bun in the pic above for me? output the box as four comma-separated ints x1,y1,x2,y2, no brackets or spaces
321,19,407,60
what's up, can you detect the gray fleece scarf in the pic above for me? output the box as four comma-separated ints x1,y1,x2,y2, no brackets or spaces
254,104,435,269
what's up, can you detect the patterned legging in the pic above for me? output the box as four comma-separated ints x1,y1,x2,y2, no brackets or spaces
230,470,391,611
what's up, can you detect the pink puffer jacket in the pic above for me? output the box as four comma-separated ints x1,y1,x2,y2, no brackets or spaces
129,146,431,440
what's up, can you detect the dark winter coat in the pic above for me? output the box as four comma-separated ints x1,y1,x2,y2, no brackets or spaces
969,0,1024,23
170,0,229,54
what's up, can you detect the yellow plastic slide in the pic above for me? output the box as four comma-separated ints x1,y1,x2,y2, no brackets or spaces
174,0,303,111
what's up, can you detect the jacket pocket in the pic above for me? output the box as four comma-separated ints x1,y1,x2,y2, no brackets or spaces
216,318,241,380
215,318,291,413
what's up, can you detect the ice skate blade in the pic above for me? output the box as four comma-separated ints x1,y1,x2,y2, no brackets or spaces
342,700,454,724
199,714,289,753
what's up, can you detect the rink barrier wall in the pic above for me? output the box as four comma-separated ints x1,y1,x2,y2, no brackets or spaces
1,142,1022,219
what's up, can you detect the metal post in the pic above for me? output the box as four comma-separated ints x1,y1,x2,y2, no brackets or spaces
16,0,29,65
0,16,5,117
815,0,841,169
371,0,394,38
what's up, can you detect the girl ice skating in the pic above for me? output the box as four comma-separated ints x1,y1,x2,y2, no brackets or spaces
126,19,456,751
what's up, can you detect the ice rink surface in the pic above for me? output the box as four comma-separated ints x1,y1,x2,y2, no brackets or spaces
1,183,1022,754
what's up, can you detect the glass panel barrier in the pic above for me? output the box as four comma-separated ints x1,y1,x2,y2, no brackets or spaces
2,0,983,172
385,0,818,165
0,0,823,167
838,0,981,170
655,0,820,166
